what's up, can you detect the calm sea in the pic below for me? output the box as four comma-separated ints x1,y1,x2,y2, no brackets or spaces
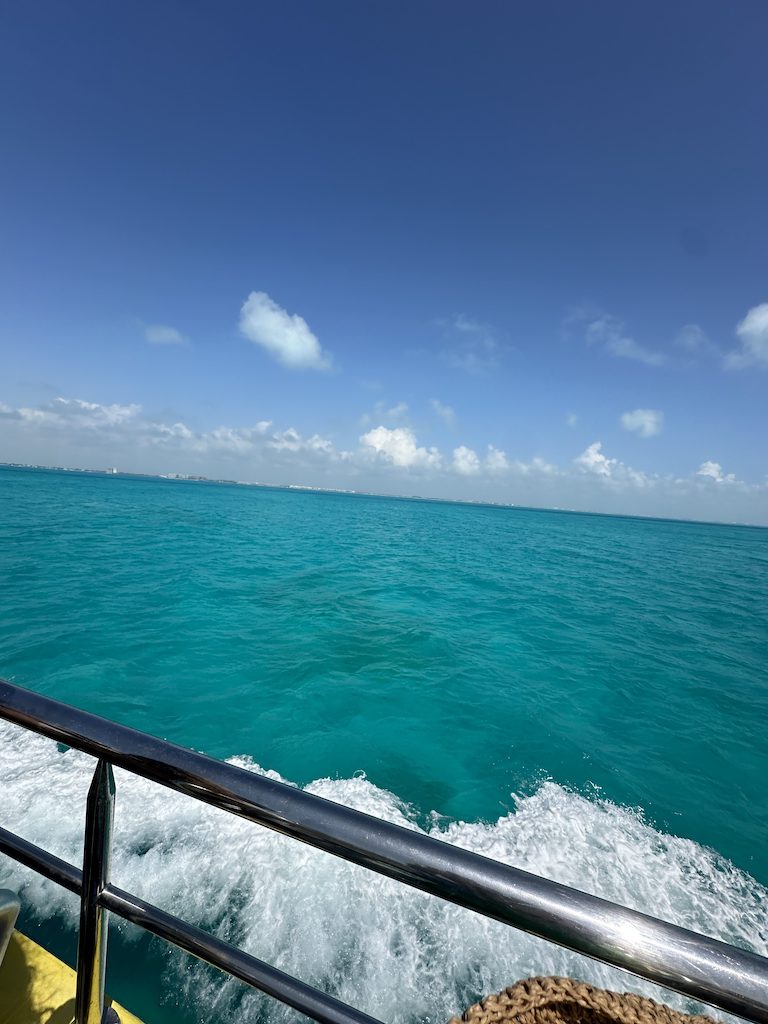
1,466,766,1024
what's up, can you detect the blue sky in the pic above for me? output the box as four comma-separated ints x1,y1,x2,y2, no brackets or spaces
1,1,766,522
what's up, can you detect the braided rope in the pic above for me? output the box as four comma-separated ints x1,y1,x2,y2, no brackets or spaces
449,977,718,1024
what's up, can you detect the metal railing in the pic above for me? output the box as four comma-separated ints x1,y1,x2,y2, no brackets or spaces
0,680,766,1024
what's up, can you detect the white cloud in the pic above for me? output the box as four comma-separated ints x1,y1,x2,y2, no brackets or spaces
451,314,485,335
452,445,480,475
485,445,509,471
140,420,276,456
145,324,186,345
578,311,667,367
384,401,408,421
360,401,409,427
439,314,500,374
725,303,768,369
12,397,142,428
674,324,714,355
199,423,272,454
575,441,617,477
566,413,579,428
606,336,666,366
620,409,664,438
525,456,558,476
69,399,141,425
430,398,456,427
360,426,441,469
574,441,654,488
269,426,341,458
239,291,331,370
697,460,736,484
148,421,195,443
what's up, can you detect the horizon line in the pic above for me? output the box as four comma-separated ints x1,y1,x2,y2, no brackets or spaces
2,461,765,532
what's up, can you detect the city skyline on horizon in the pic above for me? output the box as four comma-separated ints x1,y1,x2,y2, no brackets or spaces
3,454,767,530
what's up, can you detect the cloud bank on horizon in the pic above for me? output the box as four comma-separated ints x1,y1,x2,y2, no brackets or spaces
1,394,766,525
2,292,767,524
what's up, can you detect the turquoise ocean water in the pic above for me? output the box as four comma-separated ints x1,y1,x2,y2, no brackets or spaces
1,466,767,1024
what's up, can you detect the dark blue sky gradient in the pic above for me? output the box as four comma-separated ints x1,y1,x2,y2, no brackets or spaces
0,1,766,501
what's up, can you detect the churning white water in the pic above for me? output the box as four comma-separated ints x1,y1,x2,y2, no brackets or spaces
1,721,765,1024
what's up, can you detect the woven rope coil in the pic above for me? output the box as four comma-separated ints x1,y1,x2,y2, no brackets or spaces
449,977,717,1024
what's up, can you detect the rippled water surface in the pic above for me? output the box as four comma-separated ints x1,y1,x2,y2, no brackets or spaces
1,466,767,1024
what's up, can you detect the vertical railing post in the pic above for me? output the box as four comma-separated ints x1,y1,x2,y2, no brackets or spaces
75,759,117,1024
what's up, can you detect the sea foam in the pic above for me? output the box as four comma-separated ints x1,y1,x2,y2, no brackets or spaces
1,720,765,1024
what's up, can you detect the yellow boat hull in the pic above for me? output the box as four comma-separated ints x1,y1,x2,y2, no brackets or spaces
0,931,143,1024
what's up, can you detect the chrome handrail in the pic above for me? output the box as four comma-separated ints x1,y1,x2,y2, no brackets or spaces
1,680,767,1024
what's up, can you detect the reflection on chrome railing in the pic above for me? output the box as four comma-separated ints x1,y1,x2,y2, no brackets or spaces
1,680,767,1024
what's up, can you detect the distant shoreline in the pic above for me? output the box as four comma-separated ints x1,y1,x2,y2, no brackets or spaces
1,461,765,531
